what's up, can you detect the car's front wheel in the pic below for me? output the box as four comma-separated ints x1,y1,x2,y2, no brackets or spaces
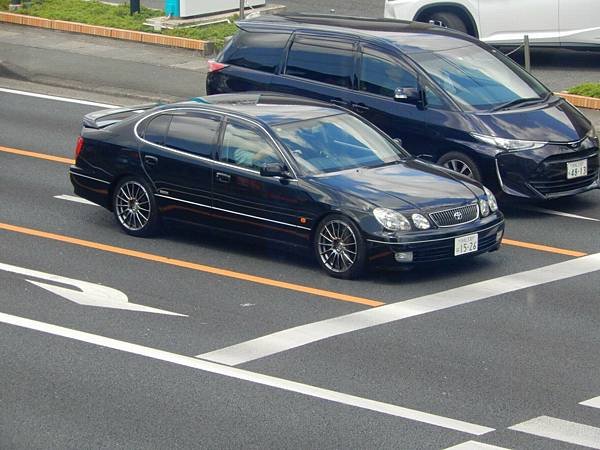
438,151,482,182
314,214,367,279
113,177,160,237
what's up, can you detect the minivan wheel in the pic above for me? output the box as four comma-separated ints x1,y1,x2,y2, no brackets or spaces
426,11,468,34
314,214,366,279
113,177,160,237
438,151,482,181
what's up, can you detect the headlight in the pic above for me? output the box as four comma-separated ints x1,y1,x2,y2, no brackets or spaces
484,187,499,212
411,213,431,230
472,132,546,152
479,199,490,217
373,208,411,231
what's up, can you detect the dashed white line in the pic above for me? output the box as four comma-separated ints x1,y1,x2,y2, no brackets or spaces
522,205,600,222
580,396,600,409
0,311,494,436
54,195,98,206
509,416,600,449
445,441,512,450
0,87,117,108
197,253,600,366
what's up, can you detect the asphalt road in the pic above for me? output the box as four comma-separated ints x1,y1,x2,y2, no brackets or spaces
1,78,600,449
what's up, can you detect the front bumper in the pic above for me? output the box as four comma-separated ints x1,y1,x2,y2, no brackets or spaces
366,215,504,266
495,142,600,200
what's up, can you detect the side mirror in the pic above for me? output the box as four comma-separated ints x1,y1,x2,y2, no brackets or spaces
260,162,290,178
394,87,420,104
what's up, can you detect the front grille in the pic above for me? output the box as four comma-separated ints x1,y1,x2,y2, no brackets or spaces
530,151,599,195
430,204,479,227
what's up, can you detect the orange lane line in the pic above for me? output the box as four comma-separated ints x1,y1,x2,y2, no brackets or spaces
502,238,587,257
0,145,74,165
0,222,385,308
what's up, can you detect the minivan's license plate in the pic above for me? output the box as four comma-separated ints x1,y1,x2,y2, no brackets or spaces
455,234,478,256
567,159,588,179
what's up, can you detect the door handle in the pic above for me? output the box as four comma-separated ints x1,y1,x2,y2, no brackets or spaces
352,103,370,113
216,172,231,183
330,99,349,108
144,155,158,166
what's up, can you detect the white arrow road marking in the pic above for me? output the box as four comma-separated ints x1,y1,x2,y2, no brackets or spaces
0,311,494,435
521,205,600,222
445,441,512,450
580,396,600,409
0,262,186,317
54,195,98,206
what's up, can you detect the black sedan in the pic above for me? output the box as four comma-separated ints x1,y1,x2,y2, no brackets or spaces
70,93,505,278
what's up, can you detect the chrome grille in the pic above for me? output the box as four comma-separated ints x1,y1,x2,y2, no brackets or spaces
430,204,479,227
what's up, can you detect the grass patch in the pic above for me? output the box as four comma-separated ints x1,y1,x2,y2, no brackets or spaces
0,0,9,11
568,83,600,99
14,0,237,48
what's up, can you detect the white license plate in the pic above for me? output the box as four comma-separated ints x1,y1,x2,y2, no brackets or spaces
454,234,478,256
567,159,588,179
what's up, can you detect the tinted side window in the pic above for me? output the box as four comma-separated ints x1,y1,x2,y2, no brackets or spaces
220,30,290,73
165,114,220,158
220,121,281,171
143,114,172,146
285,38,354,88
359,50,417,97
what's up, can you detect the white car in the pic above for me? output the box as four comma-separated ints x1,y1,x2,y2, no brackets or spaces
384,0,600,48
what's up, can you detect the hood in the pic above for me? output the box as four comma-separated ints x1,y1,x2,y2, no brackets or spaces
475,98,591,142
309,159,480,210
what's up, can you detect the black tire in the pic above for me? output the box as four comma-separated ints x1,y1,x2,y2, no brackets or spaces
427,11,469,34
112,176,160,237
438,151,483,182
314,214,367,279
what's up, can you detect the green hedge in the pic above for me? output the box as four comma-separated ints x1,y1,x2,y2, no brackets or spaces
568,83,600,99
0,0,10,11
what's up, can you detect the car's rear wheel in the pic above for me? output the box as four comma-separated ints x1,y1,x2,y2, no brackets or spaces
438,151,482,182
113,177,160,237
314,214,366,279
425,11,469,34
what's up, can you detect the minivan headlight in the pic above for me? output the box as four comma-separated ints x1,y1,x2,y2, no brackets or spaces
373,208,411,231
472,132,547,152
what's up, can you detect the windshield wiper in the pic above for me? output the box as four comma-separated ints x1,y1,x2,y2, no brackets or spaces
490,95,547,112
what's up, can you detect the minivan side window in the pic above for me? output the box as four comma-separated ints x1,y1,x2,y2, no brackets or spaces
164,114,220,158
220,30,290,74
359,50,417,98
285,37,354,88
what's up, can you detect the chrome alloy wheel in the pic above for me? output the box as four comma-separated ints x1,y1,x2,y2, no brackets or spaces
442,159,474,178
317,220,358,273
115,181,151,231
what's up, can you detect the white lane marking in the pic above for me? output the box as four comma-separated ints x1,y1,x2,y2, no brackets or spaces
580,396,600,409
0,262,185,317
445,441,512,450
54,195,98,206
198,253,600,366
0,87,117,108
521,205,600,222
509,416,600,449
0,312,494,436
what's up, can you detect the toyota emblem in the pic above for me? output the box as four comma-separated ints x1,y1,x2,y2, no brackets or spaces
453,211,463,221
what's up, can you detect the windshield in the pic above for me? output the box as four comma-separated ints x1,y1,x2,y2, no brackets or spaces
408,42,550,112
273,113,405,175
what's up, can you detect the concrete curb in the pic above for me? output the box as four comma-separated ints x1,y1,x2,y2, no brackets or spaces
0,12,213,54
557,92,600,110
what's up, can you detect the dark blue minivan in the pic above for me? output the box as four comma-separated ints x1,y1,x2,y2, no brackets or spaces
206,14,599,200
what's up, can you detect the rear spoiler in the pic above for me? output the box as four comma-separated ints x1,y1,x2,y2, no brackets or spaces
83,103,159,129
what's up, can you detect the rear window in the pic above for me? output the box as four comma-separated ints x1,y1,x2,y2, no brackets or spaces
164,114,220,158
285,37,355,88
220,30,290,74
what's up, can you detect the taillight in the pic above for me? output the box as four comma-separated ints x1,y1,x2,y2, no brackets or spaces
75,136,84,159
208,60,228,72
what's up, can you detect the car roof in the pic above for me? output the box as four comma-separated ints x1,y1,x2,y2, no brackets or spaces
173,93,345,126
237,13,482,51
